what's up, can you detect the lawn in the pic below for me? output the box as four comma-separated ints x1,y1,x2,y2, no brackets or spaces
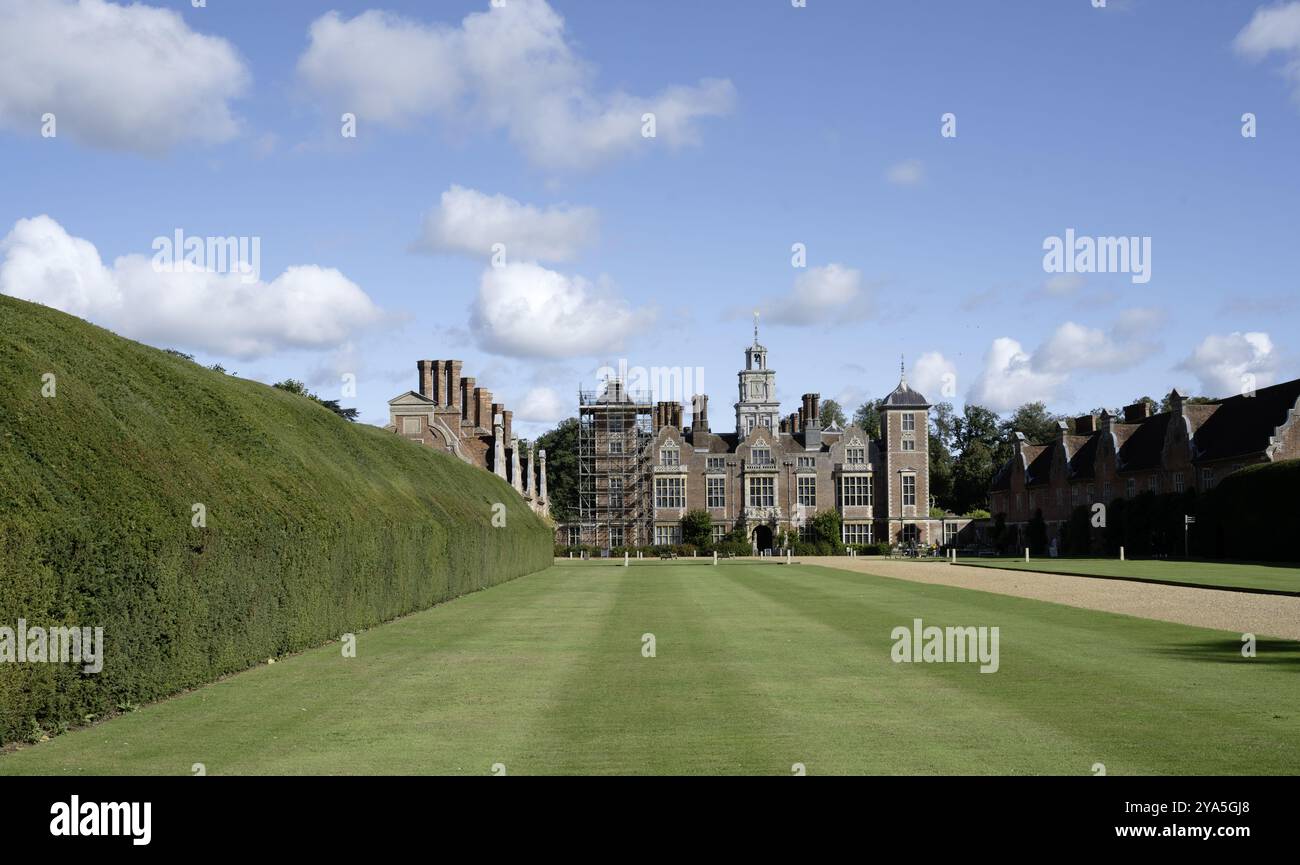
2,561,1298,775
953,557,1300,595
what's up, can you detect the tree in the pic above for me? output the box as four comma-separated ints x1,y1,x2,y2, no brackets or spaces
928,402,956,511
1000,401,1062,445
952,439,996,515
807,509,845,554
535,418,579,523
819,399,847,428
852,399,883,438
680,510,713,549
272,379,359,422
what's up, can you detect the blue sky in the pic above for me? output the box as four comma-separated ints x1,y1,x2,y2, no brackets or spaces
2,0,1298,436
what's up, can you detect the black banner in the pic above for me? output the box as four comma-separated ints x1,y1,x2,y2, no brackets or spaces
0,776,1286,851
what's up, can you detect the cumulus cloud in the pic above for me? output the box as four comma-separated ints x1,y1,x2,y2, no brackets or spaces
885,159,925,186
967,337,1066,412
515,386,567,424
759,264,874,326
1234,1,1300,102
0,0,249,154
0,216,385,359
297,0,735,171
417,186,598,262
469,261,654,359
909,352,958,401
1178,331,1279,397
967,310,1165,411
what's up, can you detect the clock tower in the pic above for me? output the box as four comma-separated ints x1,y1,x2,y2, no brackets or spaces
735,314,780,437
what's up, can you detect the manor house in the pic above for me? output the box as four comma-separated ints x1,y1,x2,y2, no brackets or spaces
568,327,966,552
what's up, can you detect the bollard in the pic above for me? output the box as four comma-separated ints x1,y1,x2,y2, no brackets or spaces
1120,546,1125,562
787,549,792,565
1024,548,1030,563
713,550,718,566
624,551,629,568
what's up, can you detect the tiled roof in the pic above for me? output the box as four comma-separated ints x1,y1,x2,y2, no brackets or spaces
1117,412,1172,472
1067,434,1099,480
1024,445,1053,487
1193,379,1300,461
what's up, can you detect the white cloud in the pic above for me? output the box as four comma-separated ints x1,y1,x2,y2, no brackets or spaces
417,186,598,262
885,159,925,186
0,0,248,154
515,386,567,424
968,310,1166,411
1234,1,1300,102
909,352,958,401
297,0,735,171
761,264,873,326
1178,331,1278,397
967,337,1066,412
0,216,385,359
469,261,654,358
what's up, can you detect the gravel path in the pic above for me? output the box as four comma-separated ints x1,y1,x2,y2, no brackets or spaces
800,556,1300,640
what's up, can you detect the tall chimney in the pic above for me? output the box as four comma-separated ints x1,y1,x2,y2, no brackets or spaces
448,361,463,412
460,377,476,421
1123,401,1152,424
1074,414,1097,435
418,360,434,399
502,409,513,445
692,395,710,433
431,361,446,405
474,387,492,430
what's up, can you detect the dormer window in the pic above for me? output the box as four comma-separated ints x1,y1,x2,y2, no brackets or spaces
660,442,680,467
847,447,866,465
752,447,773,466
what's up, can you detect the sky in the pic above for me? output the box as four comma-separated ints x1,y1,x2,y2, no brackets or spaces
2,0,1298,438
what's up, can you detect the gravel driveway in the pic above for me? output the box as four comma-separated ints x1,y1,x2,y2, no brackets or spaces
800,556,1300,640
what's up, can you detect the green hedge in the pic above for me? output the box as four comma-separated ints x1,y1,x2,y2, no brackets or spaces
1194,460,1300,562
0,297,552,745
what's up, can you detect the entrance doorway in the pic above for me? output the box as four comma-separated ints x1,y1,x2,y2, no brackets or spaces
753,525,774,555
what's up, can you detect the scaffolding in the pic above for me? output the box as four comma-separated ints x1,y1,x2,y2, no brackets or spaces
578,379,654,550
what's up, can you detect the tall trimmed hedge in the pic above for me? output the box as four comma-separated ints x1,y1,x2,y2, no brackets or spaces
1193,460,1300,562
0,297,552,746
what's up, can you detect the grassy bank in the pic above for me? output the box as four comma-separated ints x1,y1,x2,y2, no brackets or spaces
0,296,552,746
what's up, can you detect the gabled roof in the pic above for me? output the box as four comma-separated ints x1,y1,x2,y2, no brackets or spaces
1193,379,1300,461
1024,445,1053,487
1117,412,1172,472
389,390,436,406
1067,433,1099,480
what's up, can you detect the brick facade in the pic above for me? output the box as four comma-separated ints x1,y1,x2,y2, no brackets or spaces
387,360,547,515
564,332,965,551
990,379,1300,541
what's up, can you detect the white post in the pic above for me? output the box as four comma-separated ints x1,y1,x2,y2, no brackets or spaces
1024,548,1030,563
1120,546,1125,562
624,551,629,567
713,550,718,566
786,549,792,565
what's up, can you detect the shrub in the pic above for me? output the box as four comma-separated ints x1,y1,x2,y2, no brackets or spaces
0,297,553,746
